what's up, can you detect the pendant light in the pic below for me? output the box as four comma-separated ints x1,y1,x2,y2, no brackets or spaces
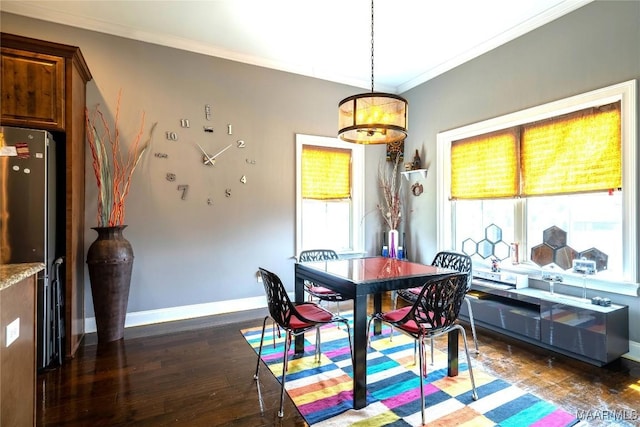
338,0,408,144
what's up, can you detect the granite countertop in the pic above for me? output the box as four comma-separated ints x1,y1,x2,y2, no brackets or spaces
0,263,45,291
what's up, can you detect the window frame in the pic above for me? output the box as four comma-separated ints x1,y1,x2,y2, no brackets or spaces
295,133,365,257
436,80,637,295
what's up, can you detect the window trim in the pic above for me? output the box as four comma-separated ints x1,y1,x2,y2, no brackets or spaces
436,80,637,293
295,133,365,257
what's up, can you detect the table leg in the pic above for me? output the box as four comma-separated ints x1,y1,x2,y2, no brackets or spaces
294,272,305,355
352,294,368,409
373,293,382,335
447,328,459,377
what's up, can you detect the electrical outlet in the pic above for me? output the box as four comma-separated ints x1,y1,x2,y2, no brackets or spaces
6,317,19,347
256,271,262,283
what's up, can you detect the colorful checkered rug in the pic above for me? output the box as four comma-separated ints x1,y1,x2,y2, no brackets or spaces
242,314,580,426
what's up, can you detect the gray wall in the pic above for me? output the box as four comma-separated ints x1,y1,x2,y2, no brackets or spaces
400,1,640,343
1,1,638,344
0,12,387,320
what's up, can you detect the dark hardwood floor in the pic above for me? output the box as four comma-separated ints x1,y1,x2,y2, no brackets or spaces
37,297,640,426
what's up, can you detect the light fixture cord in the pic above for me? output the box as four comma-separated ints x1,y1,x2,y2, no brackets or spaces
370,0,375,93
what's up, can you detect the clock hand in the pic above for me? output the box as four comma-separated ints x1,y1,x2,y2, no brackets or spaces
195,143,216,165
210,143,232,160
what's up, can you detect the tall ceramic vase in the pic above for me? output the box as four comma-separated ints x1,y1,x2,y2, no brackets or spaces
86,225,134,342
388,229,399,259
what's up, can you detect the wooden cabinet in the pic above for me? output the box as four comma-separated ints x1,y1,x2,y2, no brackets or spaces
0,269,38,426
1,48,65,129
1,33,93,359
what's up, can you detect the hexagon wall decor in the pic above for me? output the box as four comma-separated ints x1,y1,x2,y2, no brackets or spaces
530,226,608,272
543,226,566,249
579,247,609,272
531,243,554,267
461,224,511,261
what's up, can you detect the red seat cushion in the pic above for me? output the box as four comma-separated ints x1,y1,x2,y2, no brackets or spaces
288,303,333,329
308,285,339,296
381,306,446,334
381,307,418,331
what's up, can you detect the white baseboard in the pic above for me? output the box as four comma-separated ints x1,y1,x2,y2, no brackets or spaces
85,295,268,333
623,340,640,363
85,299,640,366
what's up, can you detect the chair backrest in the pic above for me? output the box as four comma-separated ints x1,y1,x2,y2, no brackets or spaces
431,251,472,290
258,268,297,329
298,249,339,262
406,273,468,332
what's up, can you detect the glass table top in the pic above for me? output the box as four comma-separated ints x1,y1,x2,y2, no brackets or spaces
298,256,452,283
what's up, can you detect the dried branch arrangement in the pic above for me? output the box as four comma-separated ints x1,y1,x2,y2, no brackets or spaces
85,90,157,227
377,155,402,230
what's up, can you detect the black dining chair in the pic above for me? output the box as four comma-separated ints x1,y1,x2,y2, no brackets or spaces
368,273,478,426
253,267,352,418
298,249,349,316
394,251,479,359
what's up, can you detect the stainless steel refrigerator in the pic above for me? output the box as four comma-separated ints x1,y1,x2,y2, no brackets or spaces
0,126,64,370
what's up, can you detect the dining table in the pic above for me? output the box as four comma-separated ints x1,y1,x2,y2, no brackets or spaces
294,256,460,410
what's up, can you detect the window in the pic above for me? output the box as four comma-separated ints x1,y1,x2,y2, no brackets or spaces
437,80,637,293
296,134,364,256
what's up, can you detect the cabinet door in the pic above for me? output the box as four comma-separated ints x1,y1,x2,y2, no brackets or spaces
1,47,65,130
0,275,36,426
540,302,606,363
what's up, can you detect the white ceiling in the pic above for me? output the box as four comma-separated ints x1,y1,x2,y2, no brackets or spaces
1,0,592,93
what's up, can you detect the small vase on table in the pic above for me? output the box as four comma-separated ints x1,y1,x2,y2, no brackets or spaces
388,229,399,259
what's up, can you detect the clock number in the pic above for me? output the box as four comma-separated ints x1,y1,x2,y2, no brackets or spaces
177,184,189,200
207,198,213,206
237,140,246,148
180,119,190,128
240,175,247,184
225,188,231,197
227,124,233,135
166,131,178,141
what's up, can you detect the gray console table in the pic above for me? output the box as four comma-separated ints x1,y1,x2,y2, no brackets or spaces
459,279,629,366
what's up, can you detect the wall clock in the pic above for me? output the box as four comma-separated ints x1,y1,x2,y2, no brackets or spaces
193,137,250,203
154,106,256,205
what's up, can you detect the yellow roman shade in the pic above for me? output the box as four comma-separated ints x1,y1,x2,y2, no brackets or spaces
451,101,621,199
302,145,351,200
451,129,519,199
521,102,621,196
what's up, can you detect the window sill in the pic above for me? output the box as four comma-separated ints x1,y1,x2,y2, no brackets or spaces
337,251,367,259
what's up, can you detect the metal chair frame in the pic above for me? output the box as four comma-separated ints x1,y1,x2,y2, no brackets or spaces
394,251,479,358
368,273,478,426
253,267,353,418
298,249,348,315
